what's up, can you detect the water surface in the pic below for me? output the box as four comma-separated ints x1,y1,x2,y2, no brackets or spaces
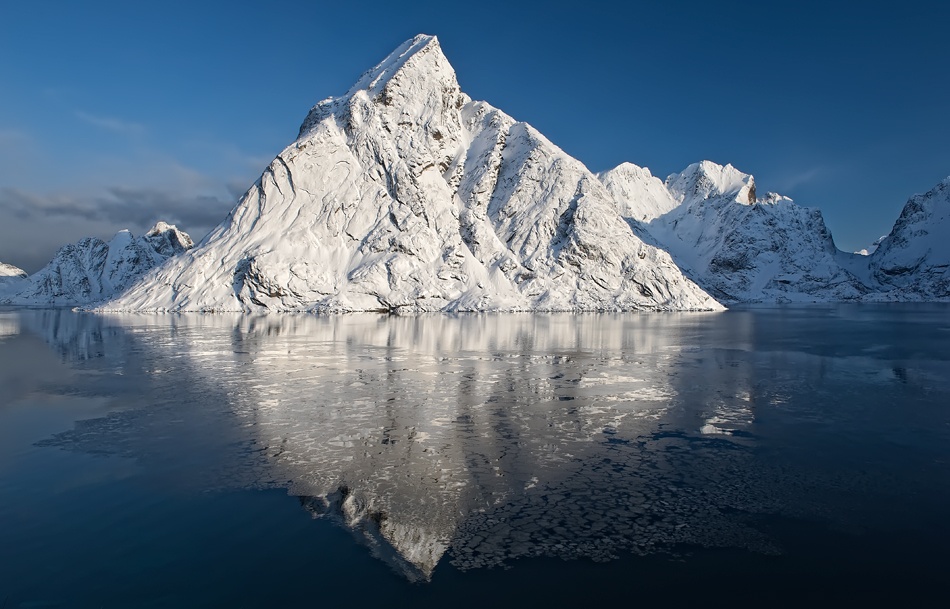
1,306,948,606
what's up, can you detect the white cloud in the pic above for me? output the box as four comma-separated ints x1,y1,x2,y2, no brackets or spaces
772,166,826,192
0,186,236,272
75,111,146,136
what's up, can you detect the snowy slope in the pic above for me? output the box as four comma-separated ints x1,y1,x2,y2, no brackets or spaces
597,163,679,223
3,222,193,306
103,35,720,313
0,263,26,278
601,160,869,303
866,177,950,300
0,262,28,297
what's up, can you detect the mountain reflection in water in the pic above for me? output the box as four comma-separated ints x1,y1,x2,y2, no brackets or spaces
20,308,950,583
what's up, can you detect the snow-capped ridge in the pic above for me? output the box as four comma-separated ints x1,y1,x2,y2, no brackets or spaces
597,162,679,222
601,157,950,303
601,160,868,303
867,176,950,299
3,222,193,306
348,34,444,98
666,160,757,206
298,34,460,141
0,262,27,279
0,262,28,298
144,221,194,257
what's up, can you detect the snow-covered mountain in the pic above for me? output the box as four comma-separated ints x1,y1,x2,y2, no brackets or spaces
0,262,26,278
865,177,950,300
597,163,679,223
0,262,28,296
2,222,193,306
101,35,720,313
7,35,942,309
600,160,868,303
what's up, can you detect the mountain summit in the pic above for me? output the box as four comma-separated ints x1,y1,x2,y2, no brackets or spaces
103,34,720,312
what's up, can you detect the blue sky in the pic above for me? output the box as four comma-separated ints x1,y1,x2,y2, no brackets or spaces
2,0,948,271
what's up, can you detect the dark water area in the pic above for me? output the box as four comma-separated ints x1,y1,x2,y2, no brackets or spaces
0,305,948,607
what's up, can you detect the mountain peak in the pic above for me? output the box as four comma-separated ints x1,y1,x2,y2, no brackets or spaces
598,162,679,222
348,34,445,97
146,221,176,235
0,262,27,279
666,160,756,205
144,221,194,257
604,162,655,180
297,34,460,140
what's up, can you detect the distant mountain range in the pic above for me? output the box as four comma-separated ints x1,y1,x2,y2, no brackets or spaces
1,35,946,310
599,160,949,304
1,222,192,306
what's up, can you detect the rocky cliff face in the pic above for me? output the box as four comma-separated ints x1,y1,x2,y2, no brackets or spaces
3,222,192,306
102,35,720,313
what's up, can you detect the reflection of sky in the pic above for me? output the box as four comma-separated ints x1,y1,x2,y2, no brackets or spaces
18,308,950,581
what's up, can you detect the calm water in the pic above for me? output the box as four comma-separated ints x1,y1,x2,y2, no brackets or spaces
1,306,948,607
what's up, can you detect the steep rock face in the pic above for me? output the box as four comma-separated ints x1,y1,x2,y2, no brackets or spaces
104,35,720,313
867,178,950,300
601,160,868,303
4,223,192,306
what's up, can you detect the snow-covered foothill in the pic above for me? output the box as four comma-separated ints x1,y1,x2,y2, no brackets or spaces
2,222,193,306
101,35,721,313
